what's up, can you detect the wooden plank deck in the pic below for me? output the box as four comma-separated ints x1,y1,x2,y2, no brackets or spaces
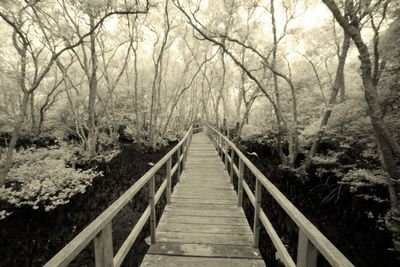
140,133,266,267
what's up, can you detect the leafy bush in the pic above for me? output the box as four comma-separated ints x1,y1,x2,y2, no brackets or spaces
0,146,102,219
2,145,75,166
341,169,388,194
241,124,265,141
299,97,371,147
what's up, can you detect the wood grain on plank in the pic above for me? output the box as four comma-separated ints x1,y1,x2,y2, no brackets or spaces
139,133,265,267
140,255,265,267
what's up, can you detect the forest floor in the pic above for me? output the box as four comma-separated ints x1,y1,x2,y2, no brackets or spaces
0,139,177,267
235,139,399,267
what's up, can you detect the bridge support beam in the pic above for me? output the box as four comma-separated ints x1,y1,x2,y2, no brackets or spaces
230,148,234,183
166,158,172,204
253,179,262,248
94,222,114,267
297,231,318,267
224,141,228,170
238,159,244,207
149,175,156,244
177,147,181,182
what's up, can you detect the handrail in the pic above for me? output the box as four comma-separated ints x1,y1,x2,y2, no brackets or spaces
45,125,194,267
205,124,354,267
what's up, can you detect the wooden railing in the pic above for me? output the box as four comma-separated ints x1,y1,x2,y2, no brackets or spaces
44,125,195,267
205,124,354,267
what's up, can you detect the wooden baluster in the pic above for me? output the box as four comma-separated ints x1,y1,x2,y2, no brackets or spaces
238,159,244,207
253,178,262,248
182,140,186,170
186,136,189,160
94,222,114,267
217,135,221,155
220,137,223,160
230,148,234,183
224,141,228,170
149,175,156,244
166,157,172,204
297,230,318,267
177,147,181,182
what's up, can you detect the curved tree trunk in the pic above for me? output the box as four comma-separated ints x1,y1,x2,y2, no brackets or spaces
323,0,400,214
305,33,351,170
1,93,30,181
87,14,98,158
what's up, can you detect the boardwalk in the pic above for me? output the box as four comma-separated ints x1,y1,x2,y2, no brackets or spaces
140,133,266,267
44,125,353,267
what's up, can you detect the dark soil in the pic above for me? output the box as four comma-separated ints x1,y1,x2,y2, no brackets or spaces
229,140,399,267
0,141,179,267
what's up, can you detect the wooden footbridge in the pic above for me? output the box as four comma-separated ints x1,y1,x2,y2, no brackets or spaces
45,125,354,267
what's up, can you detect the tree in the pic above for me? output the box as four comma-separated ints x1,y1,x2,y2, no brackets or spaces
148,0,172,147
0,0,150,180
174,0,303,166
322,0,400,245
305,28,351,170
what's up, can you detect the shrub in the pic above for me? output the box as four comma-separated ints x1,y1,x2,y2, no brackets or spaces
341,168,388,191
341,169,388,204
0,146,102,219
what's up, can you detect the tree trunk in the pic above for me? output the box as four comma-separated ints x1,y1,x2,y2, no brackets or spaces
237,105,251,140
288,81,299,167
133,46,140,135
1,93,30,181
30,92,36,134
356,37,400,212
305,33,351,170
322,0,400,214
215,96,220,127
271,0,285,162
87,14,98,157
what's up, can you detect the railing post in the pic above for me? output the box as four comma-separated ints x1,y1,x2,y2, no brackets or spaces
238,159,244,207
217,135,221,155
253,178,261,248
182,140,187,170
177,147,181,182
149,175,156,244
224,141,228,170
166,157,172,205
230,148,234,183
94,222,114,267
220,137,224,160
297,230,318,267
186,135,190,159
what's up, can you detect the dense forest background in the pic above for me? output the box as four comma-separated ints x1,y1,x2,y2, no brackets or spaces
0,0,400,266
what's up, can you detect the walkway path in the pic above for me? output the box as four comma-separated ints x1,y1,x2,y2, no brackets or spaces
140,133,266,266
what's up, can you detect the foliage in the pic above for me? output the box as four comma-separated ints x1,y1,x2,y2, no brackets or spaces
0,146,102,218
240,123,266,141
299,97,370,146
341,169,388,193
93,148,121,163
